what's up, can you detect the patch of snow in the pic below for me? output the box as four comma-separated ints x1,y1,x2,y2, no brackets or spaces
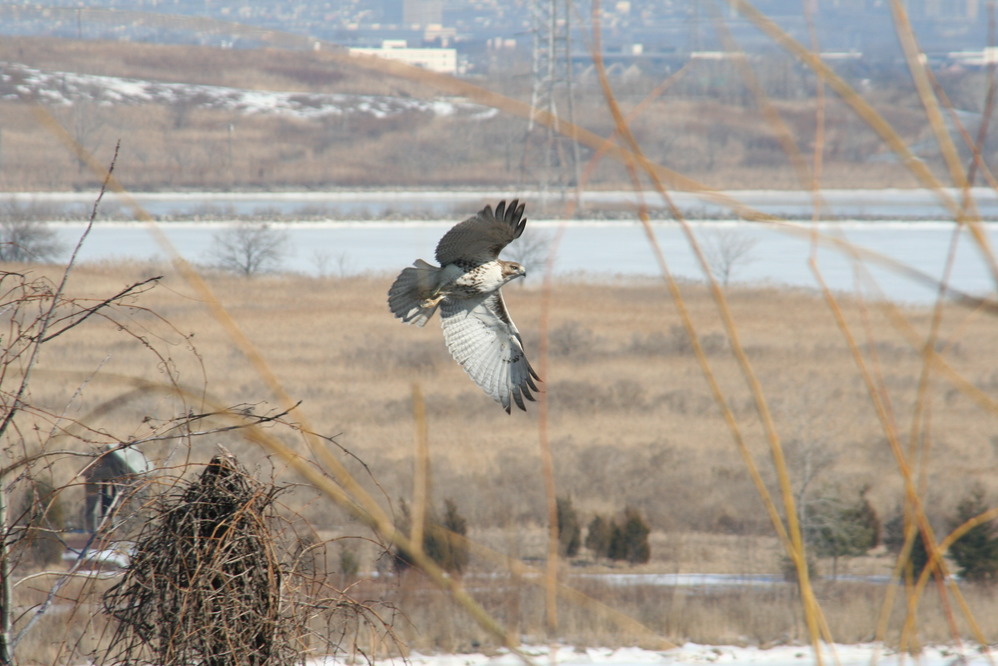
0,61,490,121
64,548,130,568
309,644,994,666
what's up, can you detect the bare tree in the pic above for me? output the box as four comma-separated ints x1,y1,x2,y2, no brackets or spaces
311,248,332,277
0,161,172,660
49,95,110,176
700,226,758,286
311,249,352,278
209,223,290,276
504,228,552,276
0,200,65,262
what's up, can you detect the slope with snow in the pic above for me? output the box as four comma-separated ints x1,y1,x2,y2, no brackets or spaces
0,62,496,121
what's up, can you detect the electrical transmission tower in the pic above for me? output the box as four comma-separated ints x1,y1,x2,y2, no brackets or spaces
522,0,581,205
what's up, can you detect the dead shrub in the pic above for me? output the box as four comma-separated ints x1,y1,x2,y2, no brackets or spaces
549,379,648,412
345,337,444,372
101,455,301,665
100,454,385,666
549,321,603,357
625,326,726,357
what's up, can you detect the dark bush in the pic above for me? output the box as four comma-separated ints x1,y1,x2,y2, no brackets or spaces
586,508,651,564
439,498,470,574
806,487,880,573
949,487,998,583
618,507,651,564
556,496,581,558
585,514,612,558
884,509,932,581
394,498,470,576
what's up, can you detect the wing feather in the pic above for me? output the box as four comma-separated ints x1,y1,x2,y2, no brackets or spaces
435,199,526,266
439,291,539,413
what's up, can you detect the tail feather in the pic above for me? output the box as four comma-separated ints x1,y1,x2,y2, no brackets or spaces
388,259,442,327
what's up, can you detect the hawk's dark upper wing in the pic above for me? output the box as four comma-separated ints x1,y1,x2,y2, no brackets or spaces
435,199,526,266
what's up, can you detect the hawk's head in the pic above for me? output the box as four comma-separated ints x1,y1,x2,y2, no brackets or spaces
500,260,526,282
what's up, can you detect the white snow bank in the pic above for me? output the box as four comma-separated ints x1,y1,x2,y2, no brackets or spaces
311,643,991,666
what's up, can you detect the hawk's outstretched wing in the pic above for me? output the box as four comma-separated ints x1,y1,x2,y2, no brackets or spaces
435,199,526,266
439,291,540,413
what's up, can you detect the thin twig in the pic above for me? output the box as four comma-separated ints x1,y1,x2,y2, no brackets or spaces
39,276,162,344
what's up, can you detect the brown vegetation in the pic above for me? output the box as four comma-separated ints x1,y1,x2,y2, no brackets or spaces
2,18,998,659
1,36,982,192
4,257,995,653
23,263,998,544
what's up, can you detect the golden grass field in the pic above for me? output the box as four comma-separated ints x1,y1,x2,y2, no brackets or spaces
7,254,997,653
1,13,997,660
29,261,998,537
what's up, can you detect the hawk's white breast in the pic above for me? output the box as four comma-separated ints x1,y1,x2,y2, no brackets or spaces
451,261,505,297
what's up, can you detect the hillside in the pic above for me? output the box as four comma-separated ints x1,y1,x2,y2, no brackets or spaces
0,36,973,193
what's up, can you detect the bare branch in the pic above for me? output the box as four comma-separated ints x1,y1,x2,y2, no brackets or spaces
39,275,163,344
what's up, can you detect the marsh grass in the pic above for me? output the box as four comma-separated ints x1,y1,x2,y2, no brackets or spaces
4,0,998,661
17,264,998,537
6,263,997,656
342,572,998,652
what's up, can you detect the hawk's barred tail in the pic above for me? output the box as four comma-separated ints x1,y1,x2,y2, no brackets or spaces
387,259,442,327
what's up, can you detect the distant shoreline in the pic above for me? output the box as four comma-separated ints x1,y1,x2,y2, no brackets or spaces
7,187,998,223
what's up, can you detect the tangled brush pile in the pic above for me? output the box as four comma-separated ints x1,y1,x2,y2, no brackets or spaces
101,454,306,666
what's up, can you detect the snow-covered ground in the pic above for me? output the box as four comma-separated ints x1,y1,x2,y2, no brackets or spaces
0,62,496,120
312,643,989,666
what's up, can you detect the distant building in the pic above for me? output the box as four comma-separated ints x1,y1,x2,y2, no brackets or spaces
82,446,150,532
349,40,458,74
690,51,750,60
947,46,998,67
423,23,456,47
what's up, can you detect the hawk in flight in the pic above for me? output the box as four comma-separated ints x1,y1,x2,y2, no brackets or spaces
388,200,540,412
